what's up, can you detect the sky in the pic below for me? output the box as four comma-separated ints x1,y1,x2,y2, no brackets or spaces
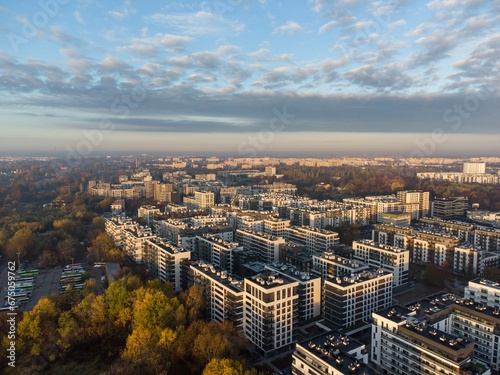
0,0,499,158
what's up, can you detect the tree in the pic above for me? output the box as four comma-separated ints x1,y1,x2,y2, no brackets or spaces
482,267,500,283
56,237,76,263
202,358,244,375
18,298,61,358
5,227,36,261
87,233,119,262
423,263,445,287
179,284,205,324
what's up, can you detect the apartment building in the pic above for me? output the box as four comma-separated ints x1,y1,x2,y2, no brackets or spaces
236,228,285,264
193,234,242,274
465,278,500,309
292,331,373,375
285,226,340,255
143,238,190,291
371,305,489,375
266,262,321,321
432,197,469,219
263,218,290,237
453,246,500,276
187,261,244,330
322,269,393,327
352,240,409,287
396,190,430,220
243,271,299,357
122,225,155,263
312,252,369,280
104,216,136,247
372,224,413,249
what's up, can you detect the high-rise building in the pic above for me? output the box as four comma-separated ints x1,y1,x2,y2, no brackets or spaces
243,271,299,357
236,228,285,264
465,278,500,309
193,234,242,274
432,197,469,219
187,261,244,330
396,190,430,220
292,331,373,375
352,240,409,286
322,269,393,327
194,191,215,209
371,305,489,375
143,238,190,292
284,226,340,255
463,162,486,174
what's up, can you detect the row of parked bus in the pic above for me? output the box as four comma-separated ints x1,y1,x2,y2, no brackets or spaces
59,263,85,293
1,269,39,311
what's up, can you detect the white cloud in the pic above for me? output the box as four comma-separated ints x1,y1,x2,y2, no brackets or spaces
319,20,337,33
147,11,244,36
272,21,304,35
74,11,84,24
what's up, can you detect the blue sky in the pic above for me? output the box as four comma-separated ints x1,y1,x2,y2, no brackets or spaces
0,0,499,157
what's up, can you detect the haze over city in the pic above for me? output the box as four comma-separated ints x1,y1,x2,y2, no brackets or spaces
1,1,499,156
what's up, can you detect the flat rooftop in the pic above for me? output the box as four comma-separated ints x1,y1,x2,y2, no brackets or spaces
296,331,375,375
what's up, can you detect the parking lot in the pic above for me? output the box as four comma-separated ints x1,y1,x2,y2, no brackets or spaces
0,261,102,312
22,267,63,311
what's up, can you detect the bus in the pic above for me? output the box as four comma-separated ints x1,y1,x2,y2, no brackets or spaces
16,285,34,291
15,276,34,282
5,293,28,300
17,269,39,277
11,289,32,296
64,263,82,270
60,277,82,285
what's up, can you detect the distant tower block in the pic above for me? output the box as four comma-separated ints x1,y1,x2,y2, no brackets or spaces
463,162,486,174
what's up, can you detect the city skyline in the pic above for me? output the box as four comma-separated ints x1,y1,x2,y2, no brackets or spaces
1,1,499,157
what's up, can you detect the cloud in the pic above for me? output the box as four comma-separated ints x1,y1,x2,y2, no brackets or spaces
74,11,84,24
319,20,337,33
117,33,193,57
109,9,131,19
272,21,303,35
147,11,244,36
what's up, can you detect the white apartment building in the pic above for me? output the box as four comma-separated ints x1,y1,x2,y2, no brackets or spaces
371,305,489,375
292,331,373,375
465,278,500,309
322,269,393,327
195,191,215,209
312,252,369,280
194,234,242,274
284,226,340,255
144,238,190,292
263,218,290,237
122,226,155,263
105,216,136,247
447,300,500,371
244,271,299,358
396,190,430,220
463,162,486,174
453,246,500,277
352,240,409,287
236,228,285,264
188,261,245,330
266,262,321,321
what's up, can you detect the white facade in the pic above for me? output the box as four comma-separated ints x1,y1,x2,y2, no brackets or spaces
236,228,285,264
189,261,244,330
144,239,190,291
243,272,299,357
352,240,409,286
371,306,488,375
284,226,340,255
465,278,500,309
322,269,393,327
